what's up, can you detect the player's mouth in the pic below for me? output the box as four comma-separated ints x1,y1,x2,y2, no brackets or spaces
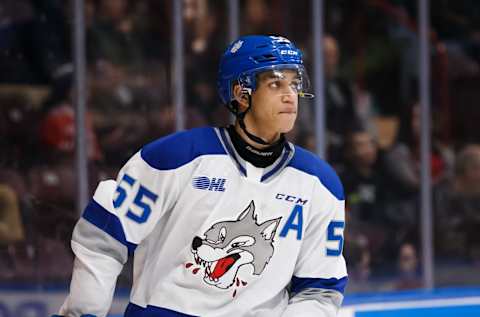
196,253,241,281
279,109,297,114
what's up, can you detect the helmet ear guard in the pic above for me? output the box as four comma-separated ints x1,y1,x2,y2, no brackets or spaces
226,85,248,115
230,84,251,107
240,87,252,97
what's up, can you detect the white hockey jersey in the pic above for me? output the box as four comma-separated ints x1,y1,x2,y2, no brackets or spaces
59,127,348,317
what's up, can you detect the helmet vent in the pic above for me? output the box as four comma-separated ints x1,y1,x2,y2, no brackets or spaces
253,54,277,62
255,44,269,48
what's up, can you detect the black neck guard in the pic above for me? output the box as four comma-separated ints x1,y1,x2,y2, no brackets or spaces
227,125,286,168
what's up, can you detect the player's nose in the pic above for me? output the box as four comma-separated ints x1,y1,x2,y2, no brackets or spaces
281,93,295,105
192,236,203,250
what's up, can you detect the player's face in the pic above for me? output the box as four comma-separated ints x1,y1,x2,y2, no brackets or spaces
247,70,300,140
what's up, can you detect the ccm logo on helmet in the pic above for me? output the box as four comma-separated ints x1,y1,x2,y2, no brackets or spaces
280,50,298,56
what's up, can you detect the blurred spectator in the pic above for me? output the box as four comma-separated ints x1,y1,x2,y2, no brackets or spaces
327,0,405,116
94,107,152,167
87,0,171,147
0,92,42,170
343,220,371,286
0,90,41,278
431,0,480,76
86,0,167,113
323,35,358,166
183,0,226,124
184,0,222,57
0,185,24,244
241,0,276,35
88,0,144,67
384,102,453,231
341,126,394,272
29,101,102,246
341,126,389,224
435,144,480,263
294,129,316,153
0,184,26,280
353,83,380,139
394,242,422,290
39,103,102,162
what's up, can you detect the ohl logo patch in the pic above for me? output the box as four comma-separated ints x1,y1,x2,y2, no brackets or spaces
192,176,226,192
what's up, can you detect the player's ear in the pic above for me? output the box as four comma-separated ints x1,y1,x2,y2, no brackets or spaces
233,84,249,110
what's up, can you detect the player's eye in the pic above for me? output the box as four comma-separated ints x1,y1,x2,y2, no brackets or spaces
268,81,280,89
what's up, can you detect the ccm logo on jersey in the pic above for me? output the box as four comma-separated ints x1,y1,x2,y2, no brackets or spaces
275,193,308,205
192,176,226,192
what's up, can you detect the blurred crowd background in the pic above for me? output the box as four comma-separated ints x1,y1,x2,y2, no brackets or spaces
1,0,480,295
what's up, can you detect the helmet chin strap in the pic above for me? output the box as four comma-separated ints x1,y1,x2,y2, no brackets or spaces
236,94,283,146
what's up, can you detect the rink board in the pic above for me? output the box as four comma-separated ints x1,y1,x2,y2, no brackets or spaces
339,287,480,317
0,286,479,316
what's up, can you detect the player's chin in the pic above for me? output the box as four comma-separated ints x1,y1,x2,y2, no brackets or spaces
277,115,297,133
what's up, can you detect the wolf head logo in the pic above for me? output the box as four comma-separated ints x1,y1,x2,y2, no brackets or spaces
190,201,282,289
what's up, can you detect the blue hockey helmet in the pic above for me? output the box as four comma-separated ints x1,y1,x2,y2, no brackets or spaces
217,35,311,107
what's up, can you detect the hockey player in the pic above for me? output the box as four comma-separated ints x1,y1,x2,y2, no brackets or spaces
57,35,348,317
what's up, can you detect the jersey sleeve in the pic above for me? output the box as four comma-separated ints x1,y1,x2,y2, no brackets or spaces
59,149,180,316
283,168,348,317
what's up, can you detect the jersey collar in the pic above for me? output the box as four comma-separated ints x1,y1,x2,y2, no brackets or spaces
215,127,295,182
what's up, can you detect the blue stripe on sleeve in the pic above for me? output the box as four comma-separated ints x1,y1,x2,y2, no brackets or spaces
82,200,137,255
291,276,348,294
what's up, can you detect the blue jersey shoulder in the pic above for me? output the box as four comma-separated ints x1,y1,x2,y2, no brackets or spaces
140,127,226,170
288,145,344,200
